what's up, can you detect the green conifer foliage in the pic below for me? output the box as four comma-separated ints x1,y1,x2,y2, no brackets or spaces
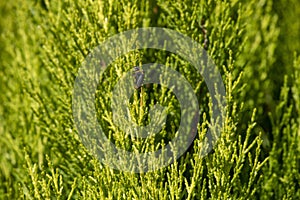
0,0,299,199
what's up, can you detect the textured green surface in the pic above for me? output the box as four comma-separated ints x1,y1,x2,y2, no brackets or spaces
0,0,299,199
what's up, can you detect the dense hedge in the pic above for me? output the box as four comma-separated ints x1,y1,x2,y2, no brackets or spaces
0,0,299,199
